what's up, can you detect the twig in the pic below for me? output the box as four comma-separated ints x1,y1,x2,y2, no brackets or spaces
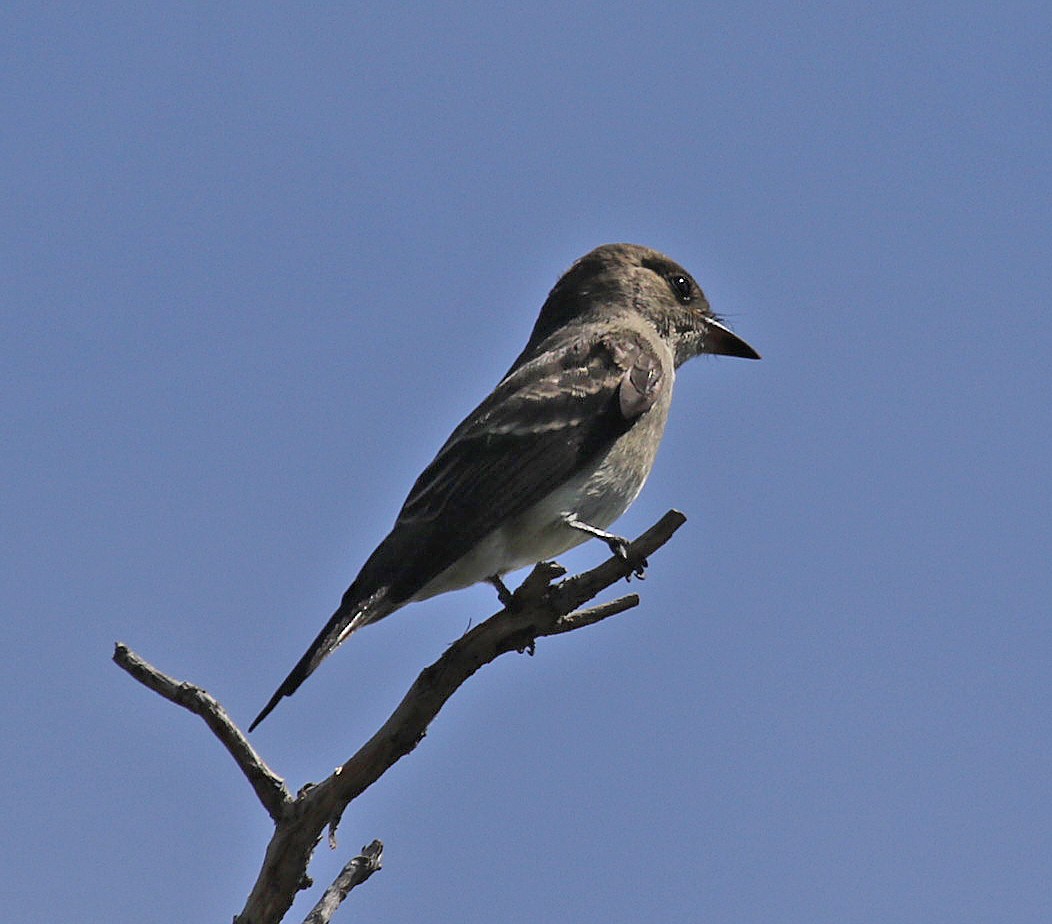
552,593,640,633
112,643,292,821
301,840,383,924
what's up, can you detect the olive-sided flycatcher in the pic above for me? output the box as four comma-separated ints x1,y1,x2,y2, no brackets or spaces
249,243,759,730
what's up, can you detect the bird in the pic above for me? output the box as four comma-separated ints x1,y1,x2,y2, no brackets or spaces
249,242,759,730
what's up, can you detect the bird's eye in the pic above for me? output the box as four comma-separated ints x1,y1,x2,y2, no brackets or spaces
669,274,693,302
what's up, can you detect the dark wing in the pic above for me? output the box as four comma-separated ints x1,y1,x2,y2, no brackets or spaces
370,329,666,603
247,328,665,731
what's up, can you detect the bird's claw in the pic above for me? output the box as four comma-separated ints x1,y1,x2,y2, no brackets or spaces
605,536,648,581
490,562,566,611
489,575,516,608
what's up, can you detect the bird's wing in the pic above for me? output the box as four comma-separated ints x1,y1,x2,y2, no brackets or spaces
247,328,665,731
379,328,666,601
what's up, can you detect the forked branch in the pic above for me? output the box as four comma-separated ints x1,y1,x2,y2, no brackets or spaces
114,510,687,924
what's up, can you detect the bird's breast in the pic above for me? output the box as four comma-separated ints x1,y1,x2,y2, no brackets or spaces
417,393,673,604
504,397,671,565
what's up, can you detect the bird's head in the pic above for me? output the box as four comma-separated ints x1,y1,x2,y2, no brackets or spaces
527,243,760,367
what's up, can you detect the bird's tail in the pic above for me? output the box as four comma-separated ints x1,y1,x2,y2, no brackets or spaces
248,586,396,731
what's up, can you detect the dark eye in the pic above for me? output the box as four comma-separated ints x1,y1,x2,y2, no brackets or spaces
669,273,693,302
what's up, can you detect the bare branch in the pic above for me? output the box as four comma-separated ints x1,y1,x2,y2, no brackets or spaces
317,509,686,811
117,510,688,924
112,643,292,821
551,593,640,633
301,840,383,924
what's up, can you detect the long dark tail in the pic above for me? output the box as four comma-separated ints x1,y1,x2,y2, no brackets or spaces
248,586,397,731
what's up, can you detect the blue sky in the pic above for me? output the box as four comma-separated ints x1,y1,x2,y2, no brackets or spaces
4,3,1050,922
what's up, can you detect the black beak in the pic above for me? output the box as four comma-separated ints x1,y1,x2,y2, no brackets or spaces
704,317,761,359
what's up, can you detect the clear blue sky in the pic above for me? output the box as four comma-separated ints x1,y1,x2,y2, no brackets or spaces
4,4,1050,922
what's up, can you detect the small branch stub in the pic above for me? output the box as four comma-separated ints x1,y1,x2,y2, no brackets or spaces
302,840,383,924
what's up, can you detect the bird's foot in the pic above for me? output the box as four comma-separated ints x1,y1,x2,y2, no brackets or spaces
564,515,647,581
489,562,567,611
488,574,516,608
604,535,648,580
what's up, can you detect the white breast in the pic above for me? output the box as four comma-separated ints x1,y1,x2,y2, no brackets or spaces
413,375,674,602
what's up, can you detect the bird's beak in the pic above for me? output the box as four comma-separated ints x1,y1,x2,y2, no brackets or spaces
704,317,761,359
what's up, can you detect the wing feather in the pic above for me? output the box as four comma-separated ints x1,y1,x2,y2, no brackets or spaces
374,329,664,602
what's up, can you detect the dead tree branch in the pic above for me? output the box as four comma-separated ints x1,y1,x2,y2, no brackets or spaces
301,840,383,924
112,644,292,821
114,509,687,924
